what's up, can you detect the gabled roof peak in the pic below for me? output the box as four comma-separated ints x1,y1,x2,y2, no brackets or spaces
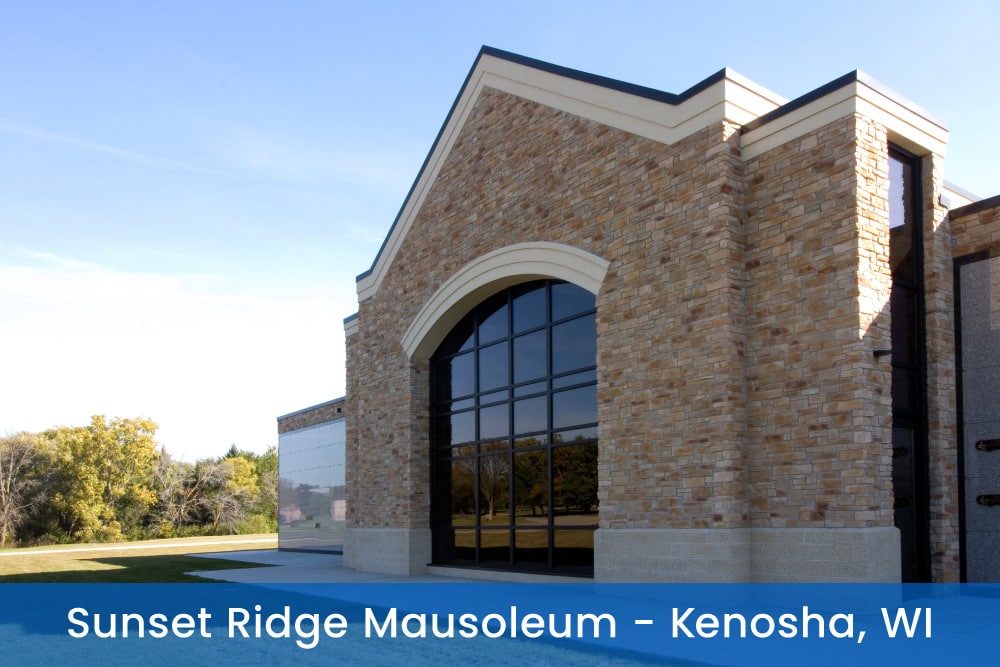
353,48,949,302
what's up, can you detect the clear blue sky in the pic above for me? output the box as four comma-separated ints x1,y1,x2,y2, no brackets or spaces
1,0,997,460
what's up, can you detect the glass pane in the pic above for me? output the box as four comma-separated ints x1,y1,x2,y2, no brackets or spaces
479,389,509,405
478,342,509,392
478,453,510,525
552,426,597,444
552,443,598,515
890,287,917,365
890,227,913,282
479,299,508,344
515,434,548,449
450,398,474,412
552,315,596,374
553,369,597,389
452,528,476,562
514,395,547,435
479,528,510,565
552,384,597,430
892,367,912,413
450,352,474,399
450,458,476,520
513,330,547,383
551,282,594,321
513,450,548,519
888,154,914,281
513,283,547,333
432,462,455,527
435,411,475,446
553,529,595,568
479,404,509,440
514,381,546,397
514,529,549,565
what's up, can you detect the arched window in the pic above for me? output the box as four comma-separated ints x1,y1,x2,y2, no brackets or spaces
430,280,598,575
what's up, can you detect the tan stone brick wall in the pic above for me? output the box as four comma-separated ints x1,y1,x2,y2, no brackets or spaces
922,153,960,581
278,398,346,434
952,200,1000,258
743,114,894,530
347,86,750,532
596,122,749,531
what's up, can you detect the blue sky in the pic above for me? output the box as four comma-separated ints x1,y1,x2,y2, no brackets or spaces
1,1,997,460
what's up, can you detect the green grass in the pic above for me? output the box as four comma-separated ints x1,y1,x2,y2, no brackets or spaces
0,534,277,583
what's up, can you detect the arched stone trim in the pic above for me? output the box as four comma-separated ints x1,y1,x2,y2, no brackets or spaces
402,241,610,360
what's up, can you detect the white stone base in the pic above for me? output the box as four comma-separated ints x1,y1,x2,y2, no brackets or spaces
343,526,900,582
595,527,900,582
343,528,431,575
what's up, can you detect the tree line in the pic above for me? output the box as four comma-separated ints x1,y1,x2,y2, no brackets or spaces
0,416,277,548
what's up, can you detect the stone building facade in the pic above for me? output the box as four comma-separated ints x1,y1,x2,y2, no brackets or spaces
338,47,1000,582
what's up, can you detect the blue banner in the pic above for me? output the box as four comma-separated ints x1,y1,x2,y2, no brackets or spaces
2,583,998,665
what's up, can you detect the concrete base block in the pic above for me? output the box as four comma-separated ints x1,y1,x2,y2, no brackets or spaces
751,527,900,582
343,528,431,575
595,527,900,582
595,528,752,582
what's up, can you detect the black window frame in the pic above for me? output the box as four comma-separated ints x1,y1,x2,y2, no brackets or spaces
888,144,930,583
429,280,598,576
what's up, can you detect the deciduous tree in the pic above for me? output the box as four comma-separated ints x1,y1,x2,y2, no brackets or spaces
0,433,45,547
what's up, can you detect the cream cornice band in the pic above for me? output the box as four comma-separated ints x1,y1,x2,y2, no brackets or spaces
401,242,610,360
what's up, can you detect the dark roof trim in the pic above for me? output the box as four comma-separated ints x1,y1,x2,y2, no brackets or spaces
343,312,359,324
741,71,859,134
480,46,729,105
277,396,345,422
950,193,1000,219
741,70,945,134
355,46,728,283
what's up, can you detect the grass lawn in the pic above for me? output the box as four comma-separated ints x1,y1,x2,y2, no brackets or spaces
0,534,277,583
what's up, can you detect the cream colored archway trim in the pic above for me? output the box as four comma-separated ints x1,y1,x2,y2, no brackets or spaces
402,242,610,360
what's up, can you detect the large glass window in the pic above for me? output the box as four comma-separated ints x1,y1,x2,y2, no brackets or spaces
888,146,929,582
430,280,598,575
278,418,346,552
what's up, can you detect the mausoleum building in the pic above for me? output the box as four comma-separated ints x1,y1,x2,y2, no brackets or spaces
293,47,1000,582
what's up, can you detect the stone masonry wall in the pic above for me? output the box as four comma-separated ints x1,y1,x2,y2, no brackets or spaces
346,86,749,532
952,198,1000,258
278,398,346,434
743,114,894,530
922,153,960,581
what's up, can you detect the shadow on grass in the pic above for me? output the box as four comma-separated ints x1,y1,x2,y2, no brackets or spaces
0,554,272,583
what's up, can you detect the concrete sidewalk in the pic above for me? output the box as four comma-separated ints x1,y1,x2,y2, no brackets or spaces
189,549,482,583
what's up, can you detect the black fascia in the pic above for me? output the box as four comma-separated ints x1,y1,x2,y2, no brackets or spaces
741,71,860,134
355,45,727,283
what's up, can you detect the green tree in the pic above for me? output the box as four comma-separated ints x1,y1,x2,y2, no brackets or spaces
44,416,159,541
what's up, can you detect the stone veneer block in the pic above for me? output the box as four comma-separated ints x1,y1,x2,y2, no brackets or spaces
595,528,898,582
343,528,431,576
